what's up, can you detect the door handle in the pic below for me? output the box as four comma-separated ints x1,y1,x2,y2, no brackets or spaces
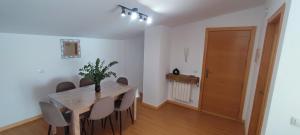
258,90,264,95
205,69,209,78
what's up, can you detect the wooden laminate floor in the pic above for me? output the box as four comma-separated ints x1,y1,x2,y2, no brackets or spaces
1,102,244,135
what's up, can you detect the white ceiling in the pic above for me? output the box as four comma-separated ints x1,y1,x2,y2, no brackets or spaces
0,0,265,39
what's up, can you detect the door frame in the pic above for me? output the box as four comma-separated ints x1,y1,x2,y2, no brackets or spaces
248,4,285,135
199,26,257,121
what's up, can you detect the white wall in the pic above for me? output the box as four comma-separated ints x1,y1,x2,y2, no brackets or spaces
158,27,170,105
123,36,144,92
261,0,300,134
0,33,144,127
168,5,266,123
143,26,170,107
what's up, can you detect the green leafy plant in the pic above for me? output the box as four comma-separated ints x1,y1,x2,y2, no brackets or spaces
79,58,118,91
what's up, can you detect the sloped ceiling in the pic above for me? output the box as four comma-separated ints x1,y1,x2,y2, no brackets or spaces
0,0,265,39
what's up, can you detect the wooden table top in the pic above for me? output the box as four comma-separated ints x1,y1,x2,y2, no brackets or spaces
48,80,135,112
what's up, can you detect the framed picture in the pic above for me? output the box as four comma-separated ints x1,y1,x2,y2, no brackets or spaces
61,39,81,59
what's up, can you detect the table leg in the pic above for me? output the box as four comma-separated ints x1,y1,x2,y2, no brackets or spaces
71,111,80,135
134,97,137,120
51,125,57,134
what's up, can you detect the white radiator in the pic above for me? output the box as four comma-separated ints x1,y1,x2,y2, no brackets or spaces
171,81,192,103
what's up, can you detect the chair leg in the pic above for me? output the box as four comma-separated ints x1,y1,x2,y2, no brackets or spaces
103,117,107,129
80,120,83,134
129,107,134,124
109,115,115,135
86,119,90,126
81,119,87,135
64,126,69,135
119,111,122,135
91,121,94,135
48,125,52,135
115,111,118,121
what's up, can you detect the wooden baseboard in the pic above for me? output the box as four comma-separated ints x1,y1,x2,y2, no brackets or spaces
166,100,199,111
0,115,42,132
142,100,198,111
200,110,244,123
142,101,166,110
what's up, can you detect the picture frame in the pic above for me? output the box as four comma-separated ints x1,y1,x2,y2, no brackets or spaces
61,39,81,59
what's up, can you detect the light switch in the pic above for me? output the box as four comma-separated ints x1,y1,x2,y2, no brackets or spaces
37,69,45,74
290,117,300,127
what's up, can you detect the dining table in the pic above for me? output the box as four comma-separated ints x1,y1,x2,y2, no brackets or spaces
48,80,138,135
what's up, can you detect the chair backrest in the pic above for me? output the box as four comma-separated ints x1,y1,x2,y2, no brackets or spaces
79,78,94,87
56,82,76,93
89,97,114,120
116,77,128,85
119,88,136,111
39,101,68,127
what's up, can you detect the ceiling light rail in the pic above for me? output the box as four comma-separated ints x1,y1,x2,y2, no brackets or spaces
118,4,152,24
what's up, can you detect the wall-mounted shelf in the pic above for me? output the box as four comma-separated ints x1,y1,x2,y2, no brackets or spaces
166,73,200,85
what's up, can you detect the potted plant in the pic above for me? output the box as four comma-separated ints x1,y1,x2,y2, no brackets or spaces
79,58,118,93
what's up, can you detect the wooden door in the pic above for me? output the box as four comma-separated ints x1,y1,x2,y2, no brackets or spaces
248,5,285,135
200,27,256,120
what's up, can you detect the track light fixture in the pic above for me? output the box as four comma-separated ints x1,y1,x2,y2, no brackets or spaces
146,17,152,24
118,5,152,25
131,8,138,20
139,15,144,22
121,8,126,17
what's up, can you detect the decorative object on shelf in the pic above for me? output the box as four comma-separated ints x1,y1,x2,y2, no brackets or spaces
79,58,118,93
184,48,189,63
173,68,180,75
118,4,152,24
61,39,81,59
